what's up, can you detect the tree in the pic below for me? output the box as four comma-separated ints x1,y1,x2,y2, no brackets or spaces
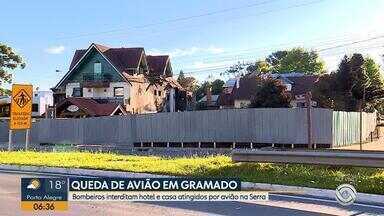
265,50,288,70
270,48,325,74
0,43,25,94
313,54,384,112
350,53,369,101
177,70,198,92
363,57,384,112
364,57,383,89
194,81,210,102
249,78,292,108
211,79,225,95
225,47,325,76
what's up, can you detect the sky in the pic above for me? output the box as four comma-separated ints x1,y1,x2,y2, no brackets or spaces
1,0,384,90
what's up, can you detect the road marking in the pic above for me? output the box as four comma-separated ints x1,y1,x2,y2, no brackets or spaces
271,194,384,210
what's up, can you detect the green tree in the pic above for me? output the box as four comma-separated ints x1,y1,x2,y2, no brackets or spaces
270,48,325,74
177,70,198,92
0,43,25,94
249,78,292,108
265,50,288,70
225,47,325,76
194,81,210,102
364,57,383,88
313,54,384,112
211,79,225,95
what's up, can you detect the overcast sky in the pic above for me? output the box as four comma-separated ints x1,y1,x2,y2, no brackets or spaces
2,0,384,90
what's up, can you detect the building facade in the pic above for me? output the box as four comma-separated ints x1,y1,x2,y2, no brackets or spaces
52,43,186,117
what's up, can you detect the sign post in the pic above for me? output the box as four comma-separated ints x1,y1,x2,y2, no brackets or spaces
9,84,33,151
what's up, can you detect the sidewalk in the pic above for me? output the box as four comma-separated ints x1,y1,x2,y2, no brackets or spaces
336,137,384,151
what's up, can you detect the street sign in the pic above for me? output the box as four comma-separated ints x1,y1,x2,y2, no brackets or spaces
10,84,33,130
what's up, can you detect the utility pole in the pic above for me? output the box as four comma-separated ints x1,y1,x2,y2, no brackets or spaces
359,87,366,151
306,92,313,149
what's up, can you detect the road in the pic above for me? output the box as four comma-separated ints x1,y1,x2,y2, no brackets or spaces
336,137,384,151
0,172,383,216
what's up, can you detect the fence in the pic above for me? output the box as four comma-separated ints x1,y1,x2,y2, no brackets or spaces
332,111,377,147
0,108,377,149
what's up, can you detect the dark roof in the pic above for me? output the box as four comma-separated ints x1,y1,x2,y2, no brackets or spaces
147,55,169,76
232,77,260,100
69,44,144,74
286,75,319,96
57,97,122,116
219,74,319,105
217,92,233,107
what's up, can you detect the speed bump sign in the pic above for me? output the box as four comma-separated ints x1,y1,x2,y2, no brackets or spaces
10,84,33,130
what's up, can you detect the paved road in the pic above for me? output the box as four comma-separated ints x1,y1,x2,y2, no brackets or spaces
0,172,383,216
336,137,384,151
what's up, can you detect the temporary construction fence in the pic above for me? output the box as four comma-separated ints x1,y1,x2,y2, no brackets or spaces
0,108,377,149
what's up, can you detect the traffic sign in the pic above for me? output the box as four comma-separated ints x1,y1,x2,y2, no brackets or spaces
10,84,33,130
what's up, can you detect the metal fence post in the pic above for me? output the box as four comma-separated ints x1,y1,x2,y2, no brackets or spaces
8,130,12,151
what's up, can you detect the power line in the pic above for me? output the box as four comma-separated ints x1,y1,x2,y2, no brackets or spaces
172,34,384,72
57,0,278,40
318,35,384,52
173,41,384,77
55,0,326,41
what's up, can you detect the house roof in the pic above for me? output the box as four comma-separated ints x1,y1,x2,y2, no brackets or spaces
217,92,235,107
164,77,184,90
218,74,319,106
232,77,261,100
69,44,144,73
55,43,180,90
146,55,170,76
198,95,220,103
286,75,319,96
57,97,125,116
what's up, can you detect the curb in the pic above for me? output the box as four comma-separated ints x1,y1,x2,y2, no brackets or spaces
0,164,383,205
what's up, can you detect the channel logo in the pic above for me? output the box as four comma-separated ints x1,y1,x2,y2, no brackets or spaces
335,184,357,206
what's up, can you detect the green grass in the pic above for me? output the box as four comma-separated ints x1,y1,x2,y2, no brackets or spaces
0,151,383,194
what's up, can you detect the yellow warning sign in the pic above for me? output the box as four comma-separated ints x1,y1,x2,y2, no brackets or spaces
10,84,33,130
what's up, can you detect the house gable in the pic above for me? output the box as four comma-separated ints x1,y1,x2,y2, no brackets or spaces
59,46,125,88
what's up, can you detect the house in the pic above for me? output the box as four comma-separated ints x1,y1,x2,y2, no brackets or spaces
217,73,319,108
0,90,53,117
52,43,186,117
55,97,126,118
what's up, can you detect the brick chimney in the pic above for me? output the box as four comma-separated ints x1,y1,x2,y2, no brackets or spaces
206,86,212,106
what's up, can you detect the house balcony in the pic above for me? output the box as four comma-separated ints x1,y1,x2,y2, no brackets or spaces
93,97,124,105
83,73,112,88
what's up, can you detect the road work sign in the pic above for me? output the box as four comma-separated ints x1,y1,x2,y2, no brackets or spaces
10,84,33,130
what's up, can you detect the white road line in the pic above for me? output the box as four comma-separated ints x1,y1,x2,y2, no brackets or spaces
271,194,384,210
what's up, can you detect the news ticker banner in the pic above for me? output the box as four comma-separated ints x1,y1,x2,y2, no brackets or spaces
21,177,269,211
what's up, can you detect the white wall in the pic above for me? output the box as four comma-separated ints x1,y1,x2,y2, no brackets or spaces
234,100,251,108
82,82,130,98
66,82,130,99
66,83,80,97
32,91,53,116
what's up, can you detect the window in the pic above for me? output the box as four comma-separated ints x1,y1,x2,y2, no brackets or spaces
94,62,101,74
114,87,124,97
158,91,162,96
154,90,157,96
72,87,82,97
32,104,39,112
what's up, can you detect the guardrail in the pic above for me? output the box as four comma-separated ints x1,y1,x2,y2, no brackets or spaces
231,149,384,168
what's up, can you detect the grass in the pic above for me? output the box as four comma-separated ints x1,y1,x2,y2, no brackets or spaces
0,151,383,194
